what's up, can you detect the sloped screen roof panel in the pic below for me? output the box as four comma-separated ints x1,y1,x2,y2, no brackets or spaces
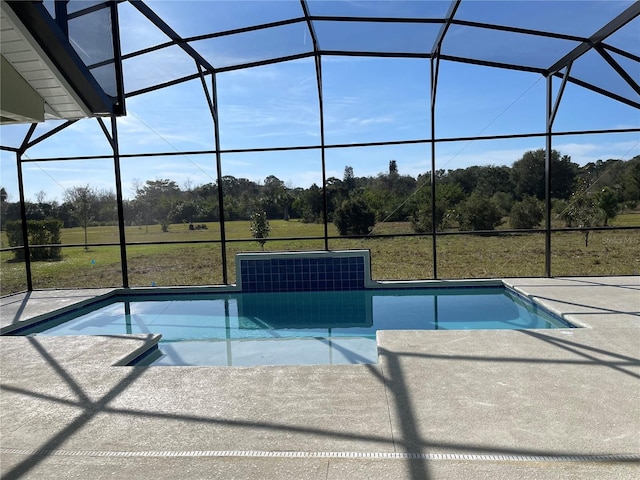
12,0,640,115
306,0,451,19
604,16,640,55
441,24,582,70
68,8,115,66
609,51,640,84
66,1,105,15
453,0,634,38
122,45,197,93
313,20,442,54
144,0,304,37
117,1,173,56
192,22,313,69
570,50,640,105
110,0,638,109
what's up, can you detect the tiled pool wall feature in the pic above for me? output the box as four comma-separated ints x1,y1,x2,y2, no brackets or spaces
237,251,370,293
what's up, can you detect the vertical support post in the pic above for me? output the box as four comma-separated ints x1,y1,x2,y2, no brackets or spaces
16,123,37,291
545,75,553,277
211,73,228,284
301,2,328,250
110,117,129,287
315,55,329,250
16,152,33,291
544,66,570,278
430,57,439,279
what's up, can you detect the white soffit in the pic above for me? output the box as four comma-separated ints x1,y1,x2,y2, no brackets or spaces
0,1,91,123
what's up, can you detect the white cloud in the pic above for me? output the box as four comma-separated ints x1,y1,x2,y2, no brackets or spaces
345,116,394,127
555,140,640,164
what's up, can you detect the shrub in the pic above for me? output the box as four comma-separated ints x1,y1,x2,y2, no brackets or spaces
510,195,544,229
458,193,502,231
408,183,465,233
492,192,514,217
333,198,375,235
561,190,605,247
249,211,271,249
410,203,446,233
596,187,620,226
5,219,63,261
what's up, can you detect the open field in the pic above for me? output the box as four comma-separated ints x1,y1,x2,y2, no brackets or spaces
1,215,639,296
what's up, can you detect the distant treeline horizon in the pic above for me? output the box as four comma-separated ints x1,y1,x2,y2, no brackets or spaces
1,149,639,233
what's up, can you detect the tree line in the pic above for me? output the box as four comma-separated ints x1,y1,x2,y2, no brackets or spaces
2,149,639,243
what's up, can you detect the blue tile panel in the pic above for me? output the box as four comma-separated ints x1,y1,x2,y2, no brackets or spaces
240,255,366,293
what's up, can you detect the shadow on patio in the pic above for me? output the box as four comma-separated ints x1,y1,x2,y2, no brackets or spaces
2,326,639,479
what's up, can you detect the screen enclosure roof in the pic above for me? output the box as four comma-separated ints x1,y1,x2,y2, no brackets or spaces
121,0,640,109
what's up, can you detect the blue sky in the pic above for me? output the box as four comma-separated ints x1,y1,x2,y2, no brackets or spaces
1,0,639,202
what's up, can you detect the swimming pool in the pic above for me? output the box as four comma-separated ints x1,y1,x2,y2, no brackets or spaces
14,286,573,366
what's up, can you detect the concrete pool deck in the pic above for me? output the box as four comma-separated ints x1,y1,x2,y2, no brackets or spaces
1,277,639,479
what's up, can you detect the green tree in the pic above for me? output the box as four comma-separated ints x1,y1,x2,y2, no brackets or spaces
364,161,417,222
5,219,63,261
509,195,544,229
171,200,202,224
596,187,620,226
410,202,441,233
65,185,98,250
476,165,513,196
620,160,640,206
333,197,375,235
580,158,624,187
511,149,578,200
94,189,117,225
294,183,323,223
409,183,466,233
325,176,346,218
262,175,290,220
458,193,503,231
443,166,480,194
343,166,356,192
389,159,398,178
134,179,181,231
132,196,154,232
562,180,605,247
363,188,400,222
492,192,514,218
249,211,271,250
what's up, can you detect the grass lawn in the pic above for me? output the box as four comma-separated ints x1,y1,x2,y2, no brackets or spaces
1,215,638,296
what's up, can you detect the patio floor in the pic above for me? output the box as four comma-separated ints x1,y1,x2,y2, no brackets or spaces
1,277,639,479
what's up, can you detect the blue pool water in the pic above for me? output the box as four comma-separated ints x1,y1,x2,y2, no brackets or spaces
19,287,573,366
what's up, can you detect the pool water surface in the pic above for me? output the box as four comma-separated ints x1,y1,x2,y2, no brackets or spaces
19,287,573,366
